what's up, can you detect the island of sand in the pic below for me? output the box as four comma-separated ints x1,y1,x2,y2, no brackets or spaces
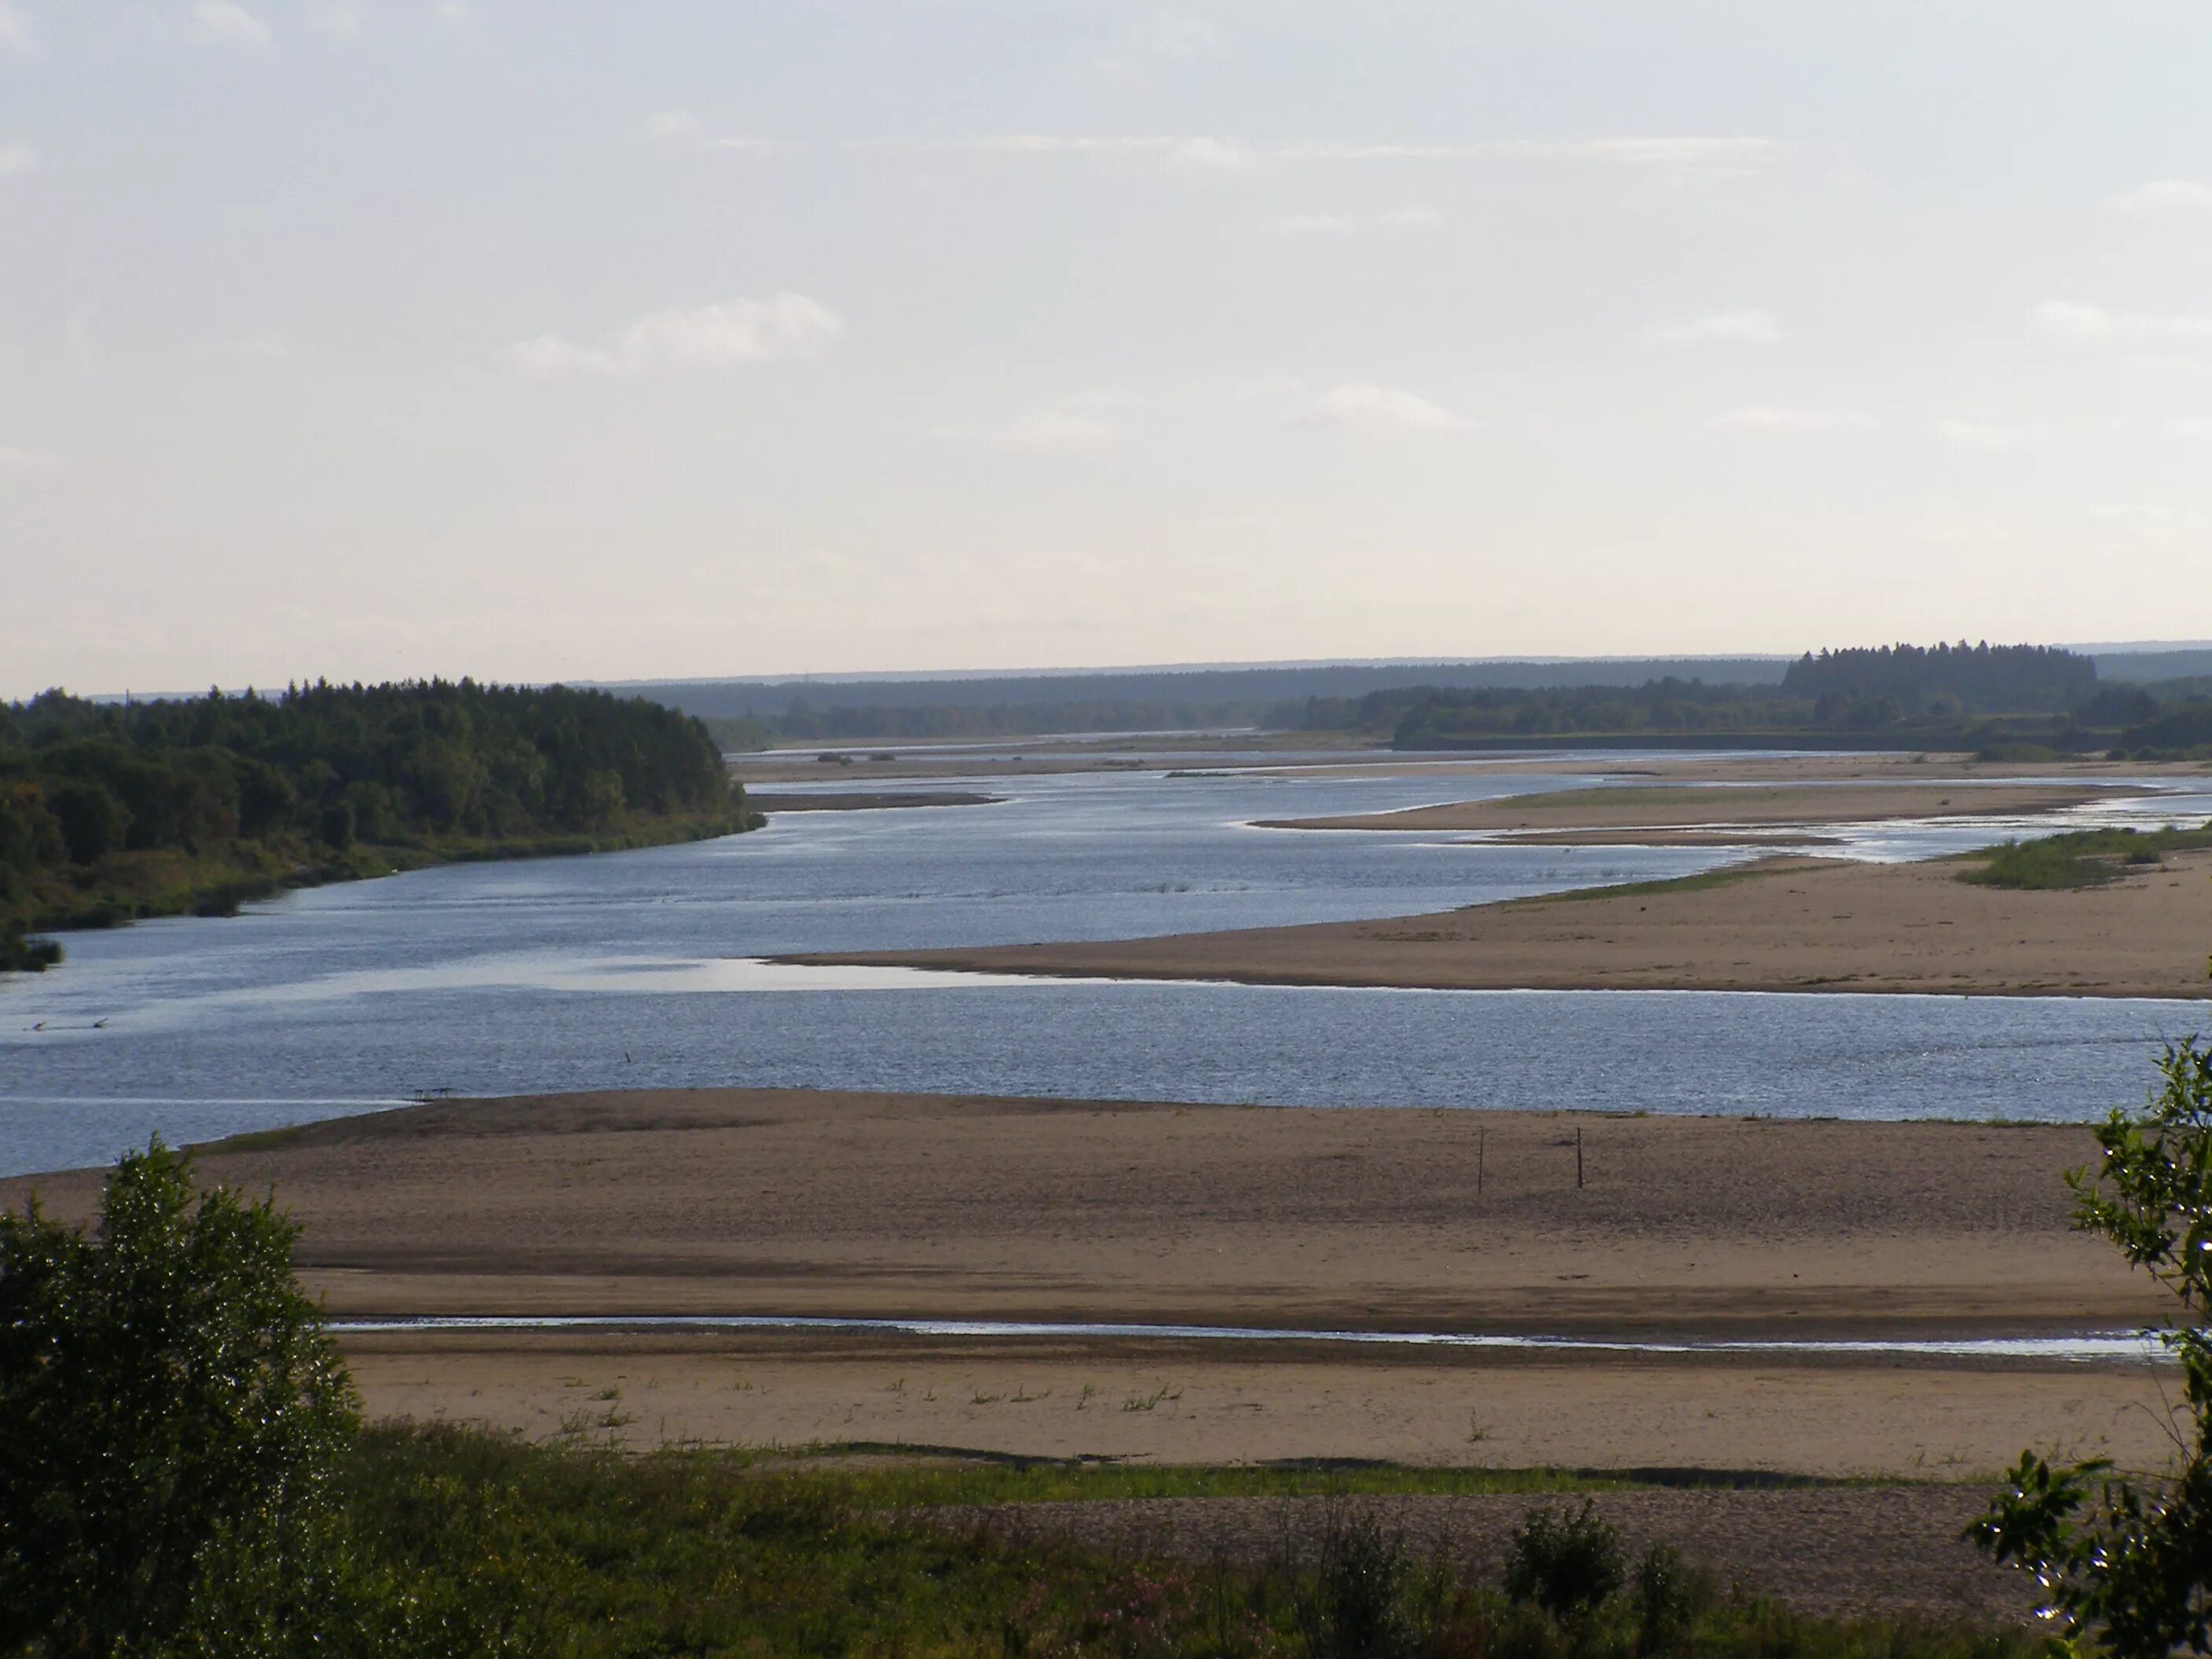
790,846,2212,998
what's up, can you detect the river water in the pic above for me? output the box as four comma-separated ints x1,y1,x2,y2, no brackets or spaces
5,754,2210,1176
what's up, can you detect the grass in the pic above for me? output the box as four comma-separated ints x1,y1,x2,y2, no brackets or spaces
320,1424,2034,1657
1957,821,2212,890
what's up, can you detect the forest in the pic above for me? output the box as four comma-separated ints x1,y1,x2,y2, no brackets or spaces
0,680,754,970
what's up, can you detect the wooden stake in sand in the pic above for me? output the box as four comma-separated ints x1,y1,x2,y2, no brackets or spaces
1577,1126,1584,1190
1477,1126,1485,1197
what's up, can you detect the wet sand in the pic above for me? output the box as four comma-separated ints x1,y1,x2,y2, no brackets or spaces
2,1090,2181,1479
1263,782,2148,834
804,848,2212,998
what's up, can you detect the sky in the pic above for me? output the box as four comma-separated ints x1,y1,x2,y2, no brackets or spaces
3,1,2211,697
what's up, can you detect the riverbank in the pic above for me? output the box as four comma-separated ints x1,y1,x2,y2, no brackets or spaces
1262,782,2148,836
2,1089,2181,1478
3,808,758,971
797,847,2212,998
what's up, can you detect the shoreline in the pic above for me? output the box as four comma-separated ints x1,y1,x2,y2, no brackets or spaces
789,848,2212,1000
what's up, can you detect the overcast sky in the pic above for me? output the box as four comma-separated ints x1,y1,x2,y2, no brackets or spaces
4,2,2210,695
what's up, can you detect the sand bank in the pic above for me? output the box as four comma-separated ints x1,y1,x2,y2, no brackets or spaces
7,1090,2180,1478
1263,782,2148,834
2,1090,2160,1336
804,849,2212,998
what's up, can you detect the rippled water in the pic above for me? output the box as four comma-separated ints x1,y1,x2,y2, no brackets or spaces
5,756,2208,1177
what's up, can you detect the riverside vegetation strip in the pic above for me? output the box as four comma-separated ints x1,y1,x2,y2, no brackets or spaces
0,680,760,970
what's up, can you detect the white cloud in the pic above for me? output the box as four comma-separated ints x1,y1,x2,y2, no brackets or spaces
2170,418,2212,441
1936,419,2046,452
434,0,471,24
2031,301,2212,344
506,293,843,378
1650,309,1784,347
1279,207,1441,235
2111,179,2212,216
1279,213,1358,235
1706,406,1877,431
940,411,1118,450
1299,383,1467,434
194,2,273,48
644,109,783,155
0,5,35,57
1137,13,1223,57
0,141,35,178
306,2,362,38
866,134,1768,176
0,445,60,471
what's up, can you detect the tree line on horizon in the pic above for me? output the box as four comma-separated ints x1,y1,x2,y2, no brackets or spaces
0,679,750,969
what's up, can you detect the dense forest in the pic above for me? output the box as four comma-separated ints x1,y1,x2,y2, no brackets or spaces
1779,643,2097,713
0,680,754,970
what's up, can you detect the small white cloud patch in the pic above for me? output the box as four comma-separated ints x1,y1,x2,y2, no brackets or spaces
1650,310,1784,347
2032,301,2212,344
0,445,60,471
507,294,844,378
0,141,35,178
1707,406,1876,431
2111,180,2212,215
0,5,35,57
194,1,274,48
1301,383,1467,434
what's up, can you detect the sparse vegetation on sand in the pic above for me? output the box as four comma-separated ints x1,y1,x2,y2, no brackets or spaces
1958,822,2212,890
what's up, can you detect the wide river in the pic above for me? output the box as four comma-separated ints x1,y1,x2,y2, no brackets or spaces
5,752,2211,1176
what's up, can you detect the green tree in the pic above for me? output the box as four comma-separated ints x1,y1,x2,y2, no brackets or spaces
0,1141,360,1654
1969,1038,2212,1655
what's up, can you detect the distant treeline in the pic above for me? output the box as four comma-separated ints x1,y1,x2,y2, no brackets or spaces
1,680,752,969
1285,643,2212,757
650,647,2212,749
1780,643,2095,714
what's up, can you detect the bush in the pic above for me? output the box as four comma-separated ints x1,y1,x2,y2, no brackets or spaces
1504,1500,1627,1622
1971,1038,2212,1656
0,1140,360,1654
1635,1544,1714,1656
1293,1503,1416,1658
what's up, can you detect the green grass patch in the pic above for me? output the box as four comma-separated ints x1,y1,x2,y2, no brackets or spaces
322,1424,2031,1657
1957,821,2212,890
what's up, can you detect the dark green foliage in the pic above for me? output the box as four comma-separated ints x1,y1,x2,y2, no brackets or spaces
1633,1545,1714,1657
0,679,755,951
1290,1503,1417,1658
1782,643,2097,715
1959,822,2212,891
1505,1500,1628,1622
1970,1039,2212,1655
2120,696,2212,760
0,1141,359,1655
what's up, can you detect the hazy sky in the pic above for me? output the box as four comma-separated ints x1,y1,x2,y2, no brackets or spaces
5,2,2211,695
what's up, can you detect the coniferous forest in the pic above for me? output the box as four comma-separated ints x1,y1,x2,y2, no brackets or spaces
0,680,756,969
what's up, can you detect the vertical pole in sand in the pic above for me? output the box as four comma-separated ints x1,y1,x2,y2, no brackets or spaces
1477,1126,1485,1197
1576,1126,1584,1190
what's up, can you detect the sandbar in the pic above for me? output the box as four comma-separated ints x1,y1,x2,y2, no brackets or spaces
5,1090,2182,1479
801,849,2212,998
1262,782,2149,834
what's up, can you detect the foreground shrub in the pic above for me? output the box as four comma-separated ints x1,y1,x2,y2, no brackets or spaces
1505,1500,1627,1623
1972,1038,2212,1656
0,1140,357,1655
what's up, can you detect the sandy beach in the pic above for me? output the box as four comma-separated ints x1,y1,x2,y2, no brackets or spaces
804,848,2212,998
2,1090,2181,1480
1263,781,2149,835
